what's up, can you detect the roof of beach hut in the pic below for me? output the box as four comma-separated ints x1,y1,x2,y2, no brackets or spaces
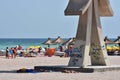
104,36,115,44
52,36,64,44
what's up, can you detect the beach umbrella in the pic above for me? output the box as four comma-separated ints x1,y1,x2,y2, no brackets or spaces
106,46,112,50
104,36,115,49
104,36,115,44
114,36,120,50
52,36,64,44
28,46,35,49
34,46,41,49
69,37,75,45
42,38,53,48
62,37,75,49
62,38,73,46
52,36,65,48
112,46,119,50
28,46,40,49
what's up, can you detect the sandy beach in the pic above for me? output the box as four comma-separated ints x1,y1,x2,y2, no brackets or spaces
0,56,120,80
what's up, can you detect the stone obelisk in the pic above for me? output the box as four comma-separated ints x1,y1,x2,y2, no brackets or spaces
65,0,113,67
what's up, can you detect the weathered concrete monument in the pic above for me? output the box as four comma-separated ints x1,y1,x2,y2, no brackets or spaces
65,0,113,67
35,0,120,72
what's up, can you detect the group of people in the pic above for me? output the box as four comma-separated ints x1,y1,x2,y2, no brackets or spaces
107,49,120,55
64,45,73,57
5,44,74,58
5,45,22,59
56,45,73,57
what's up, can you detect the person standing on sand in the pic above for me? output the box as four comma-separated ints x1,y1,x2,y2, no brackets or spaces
13,47,17,58
9,48,14,59
5,47,9,59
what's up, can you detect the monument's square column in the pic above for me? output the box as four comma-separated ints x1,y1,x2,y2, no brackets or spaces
65,0,113,67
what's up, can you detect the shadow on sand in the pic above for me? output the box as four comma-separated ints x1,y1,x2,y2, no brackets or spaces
0,69,37,73
0,70,17,73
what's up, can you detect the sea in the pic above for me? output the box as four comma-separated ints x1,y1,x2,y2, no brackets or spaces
0,38,68,51
0,38,117,51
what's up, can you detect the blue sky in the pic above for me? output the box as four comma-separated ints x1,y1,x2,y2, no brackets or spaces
0,0,119,38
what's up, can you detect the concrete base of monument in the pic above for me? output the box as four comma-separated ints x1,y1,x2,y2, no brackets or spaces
34,65,120,73
86,65,120,72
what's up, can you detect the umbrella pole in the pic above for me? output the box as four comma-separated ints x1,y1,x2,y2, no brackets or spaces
48,44,50,48
58,43,60,49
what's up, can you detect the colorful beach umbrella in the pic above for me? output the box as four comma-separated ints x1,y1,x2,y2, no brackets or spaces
28,46,40,49
112,46,119,50
28,46,35,49
106,46,119,50
34,46,40,48
106,46,112,50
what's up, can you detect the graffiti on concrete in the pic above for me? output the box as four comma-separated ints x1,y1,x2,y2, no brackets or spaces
90,43,102,61
71,45,85,66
